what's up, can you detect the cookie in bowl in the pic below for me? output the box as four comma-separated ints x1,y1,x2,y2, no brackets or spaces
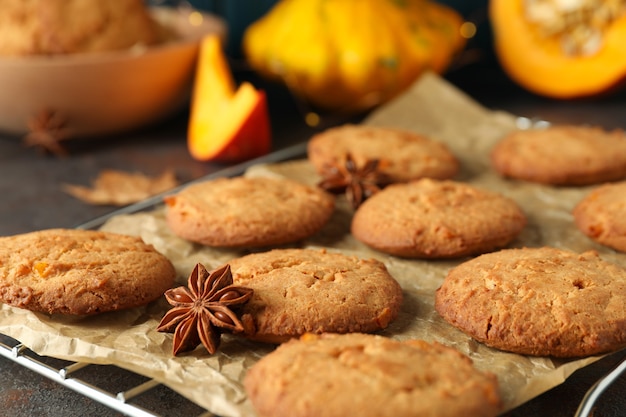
0,228,176,315
0,0,163,56
0,3,226,139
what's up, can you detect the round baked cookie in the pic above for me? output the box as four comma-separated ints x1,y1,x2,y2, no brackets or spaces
435,247,626,358
244,333,502,417
307,124,459,182
164,176,335,248
0,229,176,315
0,0,162,56
227,248,403,343
573,181,626,252
351,179,526,258
491,125,626,185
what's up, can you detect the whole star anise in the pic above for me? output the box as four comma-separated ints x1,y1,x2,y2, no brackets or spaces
317,153,391,209
23,108,69,156
157,263,253,356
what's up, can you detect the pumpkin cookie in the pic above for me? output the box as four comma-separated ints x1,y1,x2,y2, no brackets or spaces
307,124,459,183
0,0,162,56
164,176,335,248
573,181,626,252
0,229,176,315
491,125,626,185
351,179,526,258
244,333,502,417
228,248,403,343
435,247,626,357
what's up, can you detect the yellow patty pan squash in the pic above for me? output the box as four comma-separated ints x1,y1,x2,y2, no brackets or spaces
243,0,466,112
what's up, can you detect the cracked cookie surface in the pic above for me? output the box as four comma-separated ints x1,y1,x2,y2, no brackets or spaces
351,179,526,259
435,247,626,357
165,176,335,248
244,333,502,417
573,181,626,253
490,125,626,185
307,124,459,183
228,248,403,343
0,228,176,315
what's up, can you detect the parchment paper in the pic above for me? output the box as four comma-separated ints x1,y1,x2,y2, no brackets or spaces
1,72,622,416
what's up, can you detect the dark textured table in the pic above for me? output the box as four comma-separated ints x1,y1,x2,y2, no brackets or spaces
0,61,624,416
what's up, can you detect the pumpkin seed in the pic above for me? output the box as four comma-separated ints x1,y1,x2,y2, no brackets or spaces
524,0,626,56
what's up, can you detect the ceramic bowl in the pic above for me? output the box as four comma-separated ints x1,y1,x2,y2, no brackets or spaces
0,6,226,139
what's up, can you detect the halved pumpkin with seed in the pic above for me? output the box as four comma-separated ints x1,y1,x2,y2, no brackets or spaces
490,0,626,98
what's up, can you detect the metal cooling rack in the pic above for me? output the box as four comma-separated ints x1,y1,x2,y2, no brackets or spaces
0,335,210,417
2,336,625,417
575,354,626,417
0,142,308,417
1,138,625,416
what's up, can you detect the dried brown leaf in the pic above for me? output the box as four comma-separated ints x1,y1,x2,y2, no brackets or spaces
62,169,178,206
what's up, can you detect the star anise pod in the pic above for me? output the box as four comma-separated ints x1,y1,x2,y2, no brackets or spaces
317,153,391,209
157,263,253,356
23,108,69,156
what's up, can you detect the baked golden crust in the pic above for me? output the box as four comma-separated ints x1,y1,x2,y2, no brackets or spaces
351,178,527,258
0,0,162,56
165,176,335,248
0,228,176,315
228,249,403,343
435,247,626,357
573,181,626,252
244,333,502,417
491,125,626,186
307,124,459,183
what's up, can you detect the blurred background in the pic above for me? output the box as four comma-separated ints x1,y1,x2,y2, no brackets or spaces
1,2,626,416
167,0,491,58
